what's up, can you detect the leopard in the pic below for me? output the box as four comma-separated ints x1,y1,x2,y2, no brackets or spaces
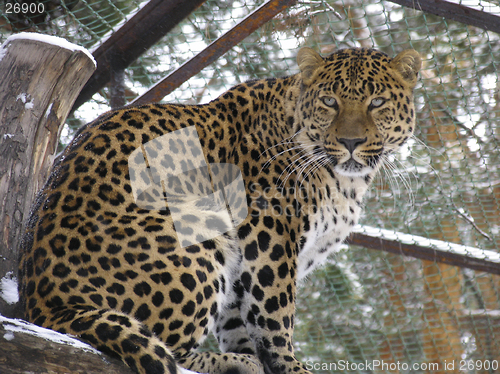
19,46,421,374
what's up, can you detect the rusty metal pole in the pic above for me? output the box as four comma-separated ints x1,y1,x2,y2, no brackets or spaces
347,231,500,275
132,0,297,105
72,0,208,113
388,0,500,34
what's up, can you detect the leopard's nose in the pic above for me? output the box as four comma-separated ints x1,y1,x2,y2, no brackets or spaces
337,137,367,154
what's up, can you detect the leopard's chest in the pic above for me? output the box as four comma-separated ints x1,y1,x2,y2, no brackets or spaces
297,180,366,279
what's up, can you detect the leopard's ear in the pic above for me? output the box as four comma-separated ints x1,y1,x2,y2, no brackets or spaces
390,49,422,88
297,47,325,86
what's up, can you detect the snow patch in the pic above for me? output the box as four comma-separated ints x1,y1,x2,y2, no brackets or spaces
4,33,96,67
0,45,7,63
0,272,19,305
16,93,34,110
0,315,101,354
45,102,53,118
3,134,14,140
3,332,14,341
179,368,204,374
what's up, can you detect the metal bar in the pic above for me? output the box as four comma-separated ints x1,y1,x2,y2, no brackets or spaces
347,227,500,275
71,0,208,113
388,0,500,34
132,0,297,105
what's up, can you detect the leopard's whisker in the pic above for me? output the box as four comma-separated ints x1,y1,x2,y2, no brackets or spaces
275,145,319,189
261,143,310,173
294,147,328,190
259,127,307,162
296,152,330,192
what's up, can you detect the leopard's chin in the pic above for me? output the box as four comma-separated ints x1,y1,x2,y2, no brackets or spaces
334,158,374,177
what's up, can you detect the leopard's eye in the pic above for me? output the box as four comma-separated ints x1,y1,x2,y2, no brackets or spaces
370,97,386,108
322,97,337,107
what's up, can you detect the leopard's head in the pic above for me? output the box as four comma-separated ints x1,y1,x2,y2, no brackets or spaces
295,47,421,178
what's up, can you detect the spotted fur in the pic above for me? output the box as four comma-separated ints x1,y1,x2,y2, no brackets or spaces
19,47,421,374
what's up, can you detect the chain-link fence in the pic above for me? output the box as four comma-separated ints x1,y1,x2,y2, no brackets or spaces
1,0,500,372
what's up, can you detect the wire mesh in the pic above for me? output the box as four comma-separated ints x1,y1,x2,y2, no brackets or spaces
1,0,500,372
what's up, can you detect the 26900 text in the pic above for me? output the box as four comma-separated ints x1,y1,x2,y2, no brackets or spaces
5,2,45,14
460,360,498,371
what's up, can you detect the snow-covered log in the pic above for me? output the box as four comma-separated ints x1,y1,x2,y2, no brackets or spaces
0,33,96,318
0,315,134,373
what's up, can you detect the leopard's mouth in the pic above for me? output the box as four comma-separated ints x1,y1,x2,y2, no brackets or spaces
336,158,367,176
334,155,381,177
309,144,380,177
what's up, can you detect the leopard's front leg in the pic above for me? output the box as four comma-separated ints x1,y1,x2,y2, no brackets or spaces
235,216,312,374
